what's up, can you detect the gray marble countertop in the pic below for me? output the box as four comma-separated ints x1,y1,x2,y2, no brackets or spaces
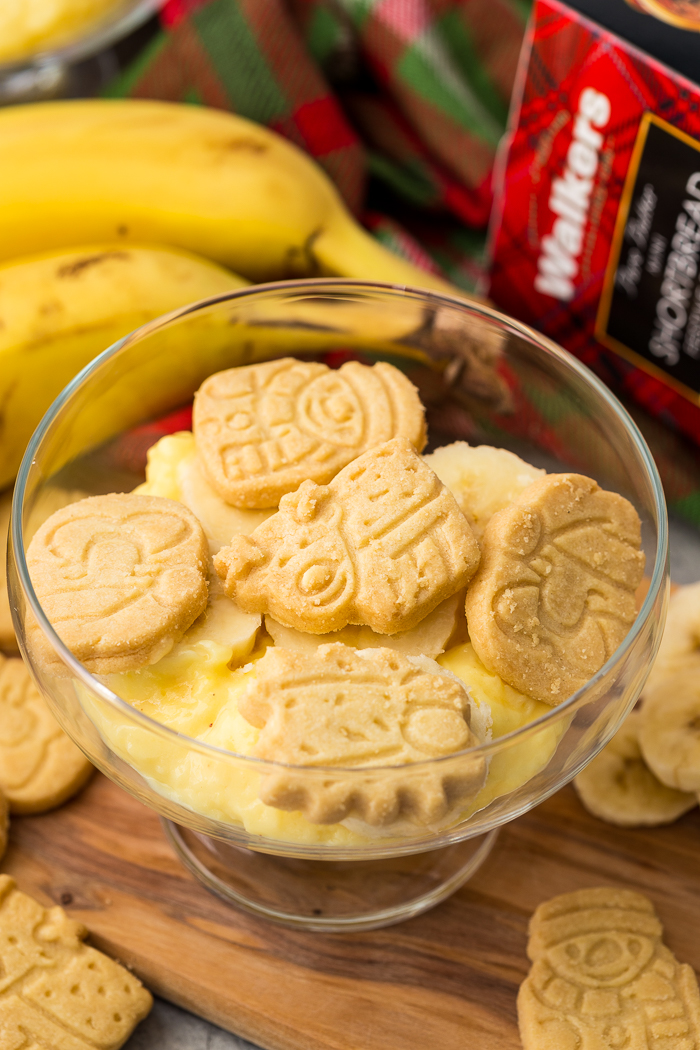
123,512,700,1050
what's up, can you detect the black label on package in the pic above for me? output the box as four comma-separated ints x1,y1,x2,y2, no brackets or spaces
596,113,700,402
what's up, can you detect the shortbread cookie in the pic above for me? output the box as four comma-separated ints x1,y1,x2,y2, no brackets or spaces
465,473,644,704
574,710,696,826
194,357,427,508
215,437,480,635
0,874,152,1047
518,887,700,1050
264,589,466,658
27,493,209,674
424,442,545,541
236,643,486,825
0,652,93,813
0,488,18,652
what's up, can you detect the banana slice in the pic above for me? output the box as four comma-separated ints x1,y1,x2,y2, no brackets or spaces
646,580,700,686
574,710,696,826
423,442,544,541
639,672,700,793
265,590,466,659
139,432,271,553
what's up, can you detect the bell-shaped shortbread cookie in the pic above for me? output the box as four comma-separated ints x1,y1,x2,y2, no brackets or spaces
193,357,427,508
214,437,480,635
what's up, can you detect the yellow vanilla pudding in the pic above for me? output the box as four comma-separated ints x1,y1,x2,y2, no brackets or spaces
84,428,563,846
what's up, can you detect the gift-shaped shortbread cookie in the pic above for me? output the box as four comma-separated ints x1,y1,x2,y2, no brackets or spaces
237,643,486,825
193,357,427,508
27,493,209,673
0,875,151,1047
214,437,480,635
465,474,644,704
518,887,700,1050
0,653,93,813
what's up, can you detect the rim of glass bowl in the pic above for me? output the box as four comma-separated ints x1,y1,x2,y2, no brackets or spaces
0,0,162,73
11,279,668,776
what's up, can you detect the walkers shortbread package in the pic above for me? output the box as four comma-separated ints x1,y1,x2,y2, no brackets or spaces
489,0,700,445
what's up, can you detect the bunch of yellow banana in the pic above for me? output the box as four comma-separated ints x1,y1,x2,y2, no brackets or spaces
0,244,247,489
0,99,455,291
0,99,463,491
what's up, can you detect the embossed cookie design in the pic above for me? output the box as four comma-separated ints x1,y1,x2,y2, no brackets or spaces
0,653,93,813
237,643,486,825
193,357,427,508
214,437,480,635
518,887,700,1050
465,474,644,704
27,493,209,674
0,875,152,1047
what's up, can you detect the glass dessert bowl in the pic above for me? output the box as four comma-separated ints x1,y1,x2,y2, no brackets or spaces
8,281,668,931
0,0,160,104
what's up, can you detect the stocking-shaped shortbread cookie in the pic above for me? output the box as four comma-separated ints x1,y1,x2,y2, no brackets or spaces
519,887,700,1050
0,875,151,1047
194,357,427,508
214,437,480,635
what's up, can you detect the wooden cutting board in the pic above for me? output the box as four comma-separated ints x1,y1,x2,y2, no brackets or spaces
4,771,700,1050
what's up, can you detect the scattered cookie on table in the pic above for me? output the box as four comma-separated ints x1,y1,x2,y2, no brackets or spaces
0,874,152,1047
518,886,700,1050
0,652,93,813
574,710,696,826
215,437,480,635
193,357,427,508
234,642,486,825
465,473,645,704
26,493,209,673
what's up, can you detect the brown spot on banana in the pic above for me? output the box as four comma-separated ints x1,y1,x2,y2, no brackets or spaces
57,252,130,278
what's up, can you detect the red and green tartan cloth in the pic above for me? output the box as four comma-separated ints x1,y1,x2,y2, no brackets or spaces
107,0,531,291
107,0,700,528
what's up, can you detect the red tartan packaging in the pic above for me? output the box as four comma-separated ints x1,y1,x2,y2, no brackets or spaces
488,0,700,445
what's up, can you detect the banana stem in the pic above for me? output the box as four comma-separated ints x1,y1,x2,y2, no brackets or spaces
312,210,475,301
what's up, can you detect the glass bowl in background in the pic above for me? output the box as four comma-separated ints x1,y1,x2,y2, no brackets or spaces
0,0,160,105
8,281,668,931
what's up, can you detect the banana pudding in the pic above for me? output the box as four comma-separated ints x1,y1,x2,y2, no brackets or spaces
26,356,645,846
0,0,130,64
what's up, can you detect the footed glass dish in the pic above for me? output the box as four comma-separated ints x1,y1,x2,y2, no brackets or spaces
0,0,160,104
8,281,668,930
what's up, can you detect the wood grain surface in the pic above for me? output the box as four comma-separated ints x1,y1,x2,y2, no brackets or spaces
3,772,700,1050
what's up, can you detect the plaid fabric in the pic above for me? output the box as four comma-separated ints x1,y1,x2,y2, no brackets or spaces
109,0,528,232
107,0,700,529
